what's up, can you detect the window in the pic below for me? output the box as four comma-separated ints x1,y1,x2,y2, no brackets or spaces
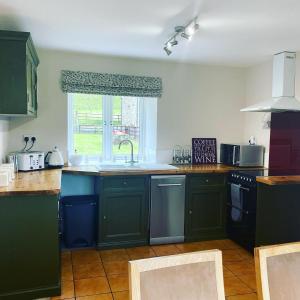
68,93,157,163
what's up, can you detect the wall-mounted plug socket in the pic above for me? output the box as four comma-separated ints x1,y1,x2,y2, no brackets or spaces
23,135,37,142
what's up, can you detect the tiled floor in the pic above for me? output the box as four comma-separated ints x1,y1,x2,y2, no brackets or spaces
52,239,257,300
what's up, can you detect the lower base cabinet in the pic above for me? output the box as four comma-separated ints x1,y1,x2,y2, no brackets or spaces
98,176,149,249
185,174,227,242
0,194,60,300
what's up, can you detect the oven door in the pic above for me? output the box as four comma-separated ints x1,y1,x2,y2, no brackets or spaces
226,183,256,252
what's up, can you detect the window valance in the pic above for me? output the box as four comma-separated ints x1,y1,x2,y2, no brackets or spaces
61,70,162,98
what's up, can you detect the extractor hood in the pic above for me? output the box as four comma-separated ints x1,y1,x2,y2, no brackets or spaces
241,51,300,112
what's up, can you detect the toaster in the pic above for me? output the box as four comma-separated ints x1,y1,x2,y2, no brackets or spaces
17,152,45,171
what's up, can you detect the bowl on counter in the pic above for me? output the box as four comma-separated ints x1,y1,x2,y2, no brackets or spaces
68,154,84,166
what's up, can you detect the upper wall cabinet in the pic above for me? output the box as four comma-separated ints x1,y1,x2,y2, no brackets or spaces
0,30,39,117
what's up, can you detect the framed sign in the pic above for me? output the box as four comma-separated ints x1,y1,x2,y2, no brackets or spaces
192,138,217,164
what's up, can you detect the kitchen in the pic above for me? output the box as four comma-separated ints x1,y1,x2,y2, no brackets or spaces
1,1,300,300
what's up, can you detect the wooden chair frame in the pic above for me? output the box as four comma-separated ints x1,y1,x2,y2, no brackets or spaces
255,242,300,300
129,249,225,300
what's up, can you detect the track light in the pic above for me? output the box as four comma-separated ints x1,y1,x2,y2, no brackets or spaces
170,39,178,46
181,32,191,40
163,17,199,55
163,46,172,56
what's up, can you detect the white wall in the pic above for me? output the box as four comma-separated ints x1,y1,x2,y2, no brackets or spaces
0,118,9,163
243,60,272,166
7,49,246,163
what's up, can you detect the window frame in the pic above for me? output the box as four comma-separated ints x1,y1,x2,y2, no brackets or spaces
67,93,155,163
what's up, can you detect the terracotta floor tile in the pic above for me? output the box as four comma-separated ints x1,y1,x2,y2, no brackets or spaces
75,277,111,297
103,260,128,275
72,249,101,266
175,242,204,253
218,239,242,250
226,293,258,300
126,246,156,260
61,251,72,267
108,274,129,292
192,240,230,251
73,262,105,280
151,244,181,256
236,248,254,261
51,280,74,300
100,249,129,262
225,261,255,277
61,263,73,281
222,249,244,263
58,239,258,300
112,291,129,300
76,294,113,300
238,274,257,291
224,276,253,297
223,265,235,278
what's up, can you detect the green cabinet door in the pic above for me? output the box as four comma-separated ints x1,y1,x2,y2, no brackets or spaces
185,174,227,242
0,194,60,300
98,176,149,249
0,30,39,116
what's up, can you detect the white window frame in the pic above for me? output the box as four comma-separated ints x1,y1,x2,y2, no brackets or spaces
68,94,157,163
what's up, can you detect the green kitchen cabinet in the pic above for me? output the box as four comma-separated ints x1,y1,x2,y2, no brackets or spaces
0,194,60,300
0,30,39,116
185,174,227,242
98,176,149,249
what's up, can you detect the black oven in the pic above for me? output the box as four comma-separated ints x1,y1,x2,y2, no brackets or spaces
226,170,267,252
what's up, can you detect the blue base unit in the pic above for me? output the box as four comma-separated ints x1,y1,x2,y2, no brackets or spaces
61,174,96,197
61,195,98,248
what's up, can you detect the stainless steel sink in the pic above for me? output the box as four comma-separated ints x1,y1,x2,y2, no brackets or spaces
97,163,178,171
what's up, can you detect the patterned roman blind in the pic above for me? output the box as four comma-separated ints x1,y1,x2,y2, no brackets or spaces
61,70,162,98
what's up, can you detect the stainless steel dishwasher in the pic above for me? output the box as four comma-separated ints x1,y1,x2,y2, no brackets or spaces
150,175,186,245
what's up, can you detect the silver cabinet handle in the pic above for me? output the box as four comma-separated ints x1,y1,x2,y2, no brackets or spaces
189,210,192,215
228,183,250,192
233,145,237,165
157,183,182,187
240,186,250,192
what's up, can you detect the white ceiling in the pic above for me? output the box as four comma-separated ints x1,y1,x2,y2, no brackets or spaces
1,0,300,66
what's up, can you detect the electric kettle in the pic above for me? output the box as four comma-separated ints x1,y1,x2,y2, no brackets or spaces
45,146,64,168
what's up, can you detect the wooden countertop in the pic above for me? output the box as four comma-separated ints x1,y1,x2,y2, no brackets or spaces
0,164,267,196
62,164,250,176
0,169,62,196
257,175,300,186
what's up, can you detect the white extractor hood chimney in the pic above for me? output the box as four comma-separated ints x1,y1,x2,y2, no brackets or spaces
241,51,300,112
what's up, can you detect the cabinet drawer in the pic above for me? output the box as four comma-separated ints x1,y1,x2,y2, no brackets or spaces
103,176,146,191
189,174,226,188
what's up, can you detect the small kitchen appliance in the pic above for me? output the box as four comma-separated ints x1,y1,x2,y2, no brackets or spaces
45,147,64,168
220,143,264,167
150,175,186,245
16,152,45,171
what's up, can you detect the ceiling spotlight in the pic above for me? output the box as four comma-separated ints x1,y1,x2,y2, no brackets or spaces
170,39,178,46
186,22,199,36
181,32,191,40
163,46,172,56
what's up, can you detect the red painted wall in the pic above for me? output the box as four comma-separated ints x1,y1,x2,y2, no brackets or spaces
269,112,300,175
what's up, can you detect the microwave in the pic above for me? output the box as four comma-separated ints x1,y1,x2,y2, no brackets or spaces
220,144,264,167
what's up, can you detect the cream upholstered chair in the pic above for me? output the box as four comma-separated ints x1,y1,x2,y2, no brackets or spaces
255,242,300,300
129,249,225,300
